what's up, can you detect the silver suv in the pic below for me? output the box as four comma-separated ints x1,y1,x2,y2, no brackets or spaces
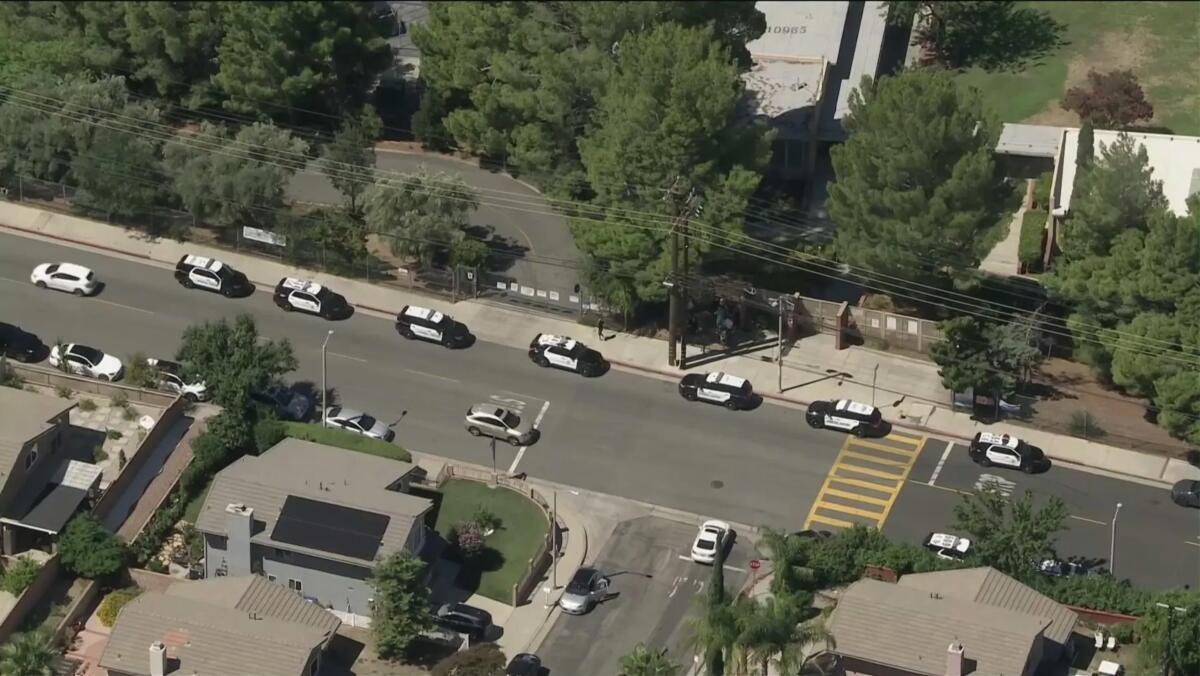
464,404,537,446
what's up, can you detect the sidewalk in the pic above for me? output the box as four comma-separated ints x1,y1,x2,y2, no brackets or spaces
1,200,1197,488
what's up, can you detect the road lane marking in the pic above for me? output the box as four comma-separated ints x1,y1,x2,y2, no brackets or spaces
927,441,954,485
823,487,890,506
842,450,910,467
95,298,154,315
402,367,458,383
833,463,905,481
910,480,968,495
815,500,885,520
853,439,922,455
508,399,550,474
808,514,854,529
887,430,924,444
804,434,925,531
1186,540,1199,549
827,476,897,493
328,352,368,363
1068,515,1107,526
675,556,746,573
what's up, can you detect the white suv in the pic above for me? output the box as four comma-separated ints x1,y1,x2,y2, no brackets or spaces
31,263,99,296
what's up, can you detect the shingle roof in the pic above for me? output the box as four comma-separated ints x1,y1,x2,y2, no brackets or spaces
98,587,334,676
195,438,431,566
829,578,1049,676
0,387,74,483
165,575,341,637
898,566,1078,645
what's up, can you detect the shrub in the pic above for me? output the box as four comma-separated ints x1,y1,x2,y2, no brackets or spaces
124,353,158,389
54,384,73,398
253,418,287,454
1018,209,1048,268
472,506,502,534
1069,410,1106,439
0,557,42,596
106,429,123,440
59,514,128,579
432,643,506,676
449,237,489,269
454,520,485,559
861,294,896,312
0,362,21,388
93,445,109,463
111,391,129,408
146,558,167,574
78,398,97,412
1032,170,1054,209
280,422,411,462
98,589,139,627
121,404,138,421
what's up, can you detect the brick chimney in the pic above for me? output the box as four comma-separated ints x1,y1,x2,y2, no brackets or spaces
149,640,167,676
945,641,964,676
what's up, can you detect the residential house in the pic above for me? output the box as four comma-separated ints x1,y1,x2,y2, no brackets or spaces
0,387,101,555
829,568,1079,676
100,575,341,676
195,438,434,626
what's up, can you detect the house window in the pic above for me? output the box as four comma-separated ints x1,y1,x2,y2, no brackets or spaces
288,578,302,592
24,449,37,471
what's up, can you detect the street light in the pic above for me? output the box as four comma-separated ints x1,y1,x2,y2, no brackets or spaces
1109,502,1122,575
321,330,334,426
1155,602,1187,676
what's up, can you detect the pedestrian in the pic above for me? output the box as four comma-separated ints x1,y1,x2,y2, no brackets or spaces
596,317,606,341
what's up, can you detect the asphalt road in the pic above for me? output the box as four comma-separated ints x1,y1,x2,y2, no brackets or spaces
537,516,752,676
1,231,1197,590
287,149,581,299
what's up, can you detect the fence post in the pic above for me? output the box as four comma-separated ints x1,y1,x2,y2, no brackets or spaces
17,175,23,201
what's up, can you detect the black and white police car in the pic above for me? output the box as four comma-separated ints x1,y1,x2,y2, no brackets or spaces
968,432,1048,473
395,305,471,348
527,334,606,376
805,399,885,437
146,358,209,402
923,532,972,561
174,254,252,297
272,278,351,319
678,372,757,410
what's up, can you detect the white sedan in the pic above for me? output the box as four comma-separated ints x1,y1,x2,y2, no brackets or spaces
49,343,123,381
31,263,99,296
691,520,732,564
324,406,395,442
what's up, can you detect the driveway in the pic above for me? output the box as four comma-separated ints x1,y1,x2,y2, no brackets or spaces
536,516,753,676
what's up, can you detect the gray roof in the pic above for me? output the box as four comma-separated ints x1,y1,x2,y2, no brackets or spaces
996,123,1068,158
829,578,1050,676
166,575,342,637
195,438,431,566
899,567,1078,645
0,387,74,483
98,583,335,676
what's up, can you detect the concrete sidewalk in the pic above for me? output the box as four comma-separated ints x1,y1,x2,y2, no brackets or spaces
1,200,1197,488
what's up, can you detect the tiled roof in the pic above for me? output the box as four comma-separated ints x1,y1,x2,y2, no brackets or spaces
0,387,74,481
166,575,341,637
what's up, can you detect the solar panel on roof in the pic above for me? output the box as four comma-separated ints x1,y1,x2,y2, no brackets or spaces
270,495,390,561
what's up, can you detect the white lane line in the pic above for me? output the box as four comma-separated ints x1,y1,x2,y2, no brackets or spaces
508,399,551,474
668,576,682,598
1069,515,1107,526
675,555,746,573
0,276,24,285
927,441,954,485
327,351,368,363
95,298,154,315
402,367,458,383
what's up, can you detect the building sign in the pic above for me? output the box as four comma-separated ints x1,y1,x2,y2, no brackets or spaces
767,25,808,34
242,226,287,247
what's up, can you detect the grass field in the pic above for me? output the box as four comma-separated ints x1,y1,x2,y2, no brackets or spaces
280,422,412,462
956,2,1200,135
434,479,549,603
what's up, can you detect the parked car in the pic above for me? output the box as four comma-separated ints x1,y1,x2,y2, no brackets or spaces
1037,558,1103,578
506,653,542,676
272,277,351,319
396,305,471,348
559,567,610,615
48,343,123,381
1171,480,1200,508
146,358,209,402
323,406,395,442
434,603,492,640
528,334,606,377
923,532,971,561
0,322,44,362
691,520,731,564
252,385,313,422
805,399,885,436
792,529,833,541
30,262,99,296
968,432,1048,473
465,404,537,446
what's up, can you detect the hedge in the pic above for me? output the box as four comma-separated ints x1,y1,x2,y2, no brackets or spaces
1019,209,1048,268
280,422,412,463
98,589,140,627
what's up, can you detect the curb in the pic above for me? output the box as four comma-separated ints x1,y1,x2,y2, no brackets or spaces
0,221,155,261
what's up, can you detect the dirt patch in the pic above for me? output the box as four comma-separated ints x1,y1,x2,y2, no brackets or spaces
1025,26,1153,127
1026,358,1192,459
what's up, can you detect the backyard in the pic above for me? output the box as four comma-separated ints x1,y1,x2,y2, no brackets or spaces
956,1,1200,135
433,479,550,603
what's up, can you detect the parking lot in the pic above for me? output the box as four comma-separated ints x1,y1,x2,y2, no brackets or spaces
537,516,754,676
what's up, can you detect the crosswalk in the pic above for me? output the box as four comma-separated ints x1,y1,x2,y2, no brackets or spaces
803,431,925,531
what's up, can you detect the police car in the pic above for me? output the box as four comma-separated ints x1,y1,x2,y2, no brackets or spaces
805,399,885,436
678,372,757,410
174,254,252,297
968,432,1047,473
396,305,471,348
272,278,351,319
527,334,606,377
923,532,971,561
145,358,209,402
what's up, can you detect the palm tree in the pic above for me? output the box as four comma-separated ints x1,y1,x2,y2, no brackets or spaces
734,595,832,676
686,586,739,676
0,629,58,676
619,643,679,676
758,528,819,597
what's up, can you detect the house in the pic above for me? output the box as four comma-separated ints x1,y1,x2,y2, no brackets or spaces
99,575,341,676
195,438,434,626
829,568,1079,676
0,387,101,556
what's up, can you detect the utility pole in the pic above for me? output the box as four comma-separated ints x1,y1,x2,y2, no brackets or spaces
770,294,796,392
665,176,686,368
1155,602,1187,676
1110,502,1123,576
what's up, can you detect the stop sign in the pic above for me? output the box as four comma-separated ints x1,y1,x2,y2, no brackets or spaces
749,559,761,571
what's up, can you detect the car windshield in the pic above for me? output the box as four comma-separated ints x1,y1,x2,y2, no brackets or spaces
46,263,60,274
695,539,715,550
566,571,593,593
356,415,377,429
72,345,103,363
315,287,340,303
501,411,521,428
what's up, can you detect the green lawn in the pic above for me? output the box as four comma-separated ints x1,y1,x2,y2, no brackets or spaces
433,479,549,603
280,422,412,462
183,480,212,524
956,2,1200,135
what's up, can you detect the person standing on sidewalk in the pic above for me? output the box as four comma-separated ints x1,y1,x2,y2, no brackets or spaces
596,317,606,341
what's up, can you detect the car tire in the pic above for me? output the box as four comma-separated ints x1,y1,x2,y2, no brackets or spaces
852,425,867,437
535,356,550,367
467,426,482,437
35,280,46,289
72,288,85,297
182,278,195,289
977,455,992,467
1022,463,1035,474
221,286,234,297
807,417,824,429
184,392,199,403
281,302,293,312
400,329,415,340
104,374,115,382
724,399,739,411
682,389,698,401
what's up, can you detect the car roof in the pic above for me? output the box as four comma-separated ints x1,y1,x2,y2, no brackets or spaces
402,305,446,323
182,254,224,272
535,334,577,350
280,277,323,295
835,399,876,416
469,404,508,417
151,359,181,373
976,432,1020,449
331,406,363,419
705,372,747,388
50,262,92,277
926,532,967,549
570,567,597,582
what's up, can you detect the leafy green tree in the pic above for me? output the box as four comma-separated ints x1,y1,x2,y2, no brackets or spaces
252,417,286,454
1135,593,1200,676
175,314,297,411
71,100,165,218
1154,371,1200,444
307,206,369,267
574,21,770,304
0,628,57,676
59,514,127,579
212,1,392,121
930,317,996,395
1076,119,1095,171
0,10,87,87
828,69,1004,289
122,1,225,104
953,487,1067,581
363,167,479,264
883,1,1065,72
0,557,41,596
370,551,434,660
450,237,489,269
321,105,382,217
431,644,506,676
619,644,679,676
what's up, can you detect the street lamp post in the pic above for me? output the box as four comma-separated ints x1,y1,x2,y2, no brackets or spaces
321,330,334,426
1109,502,1122,575
1155,602,1187,676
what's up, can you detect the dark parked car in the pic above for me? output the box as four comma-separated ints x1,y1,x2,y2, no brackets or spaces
435,602,492,640
507,653,542,676
792,529,833,541
0,322,44,362
252,385,314,422
1172,480,1200,508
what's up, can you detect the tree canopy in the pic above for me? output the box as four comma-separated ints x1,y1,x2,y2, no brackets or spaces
829,69,1005,290
1062,69,1155,130
619,644,679,676
363,166,479,264
953,487,1068,581
370,551,433,660
930,316,1043,397
59,513,127,579
1135,593,1200,676
175,314,297,413
884,1,1066,72
0,629,57,676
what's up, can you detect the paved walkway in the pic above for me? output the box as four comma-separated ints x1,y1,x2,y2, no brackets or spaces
1,201,1196,491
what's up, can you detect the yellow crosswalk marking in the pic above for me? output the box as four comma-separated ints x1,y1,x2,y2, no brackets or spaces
827,476,898,493
822,487,891,506
850,439,922,455
803,432,928,531
834,463,906,481
886,430,924,444
842,450,912,467
807,514,855,528
816,501,886,519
